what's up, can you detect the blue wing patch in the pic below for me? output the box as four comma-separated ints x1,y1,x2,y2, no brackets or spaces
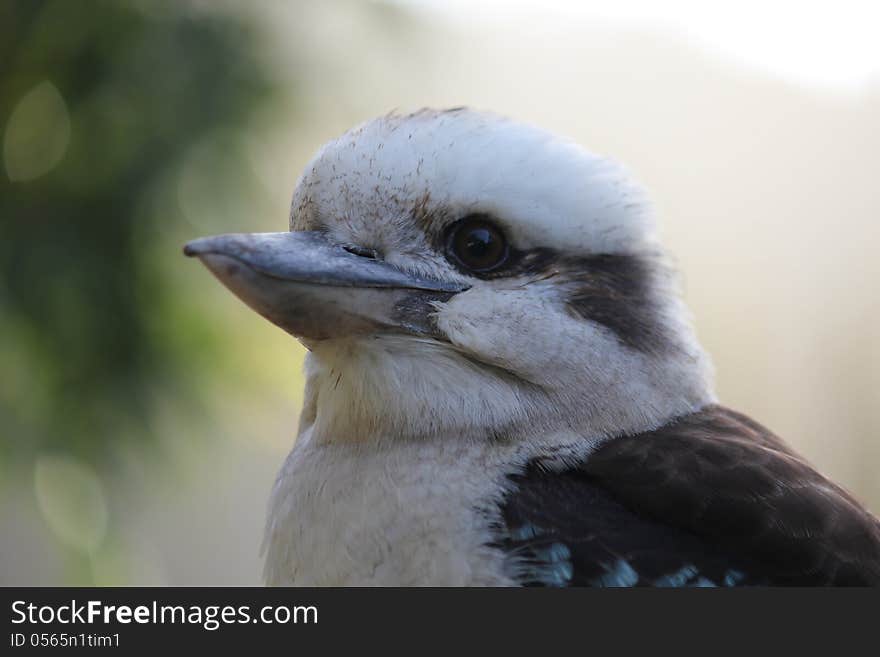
497,462,767,587
590,559,639,587
586,561,745,588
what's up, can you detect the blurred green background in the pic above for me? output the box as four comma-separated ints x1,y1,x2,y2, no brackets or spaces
2,0,878,584
0,0,311,584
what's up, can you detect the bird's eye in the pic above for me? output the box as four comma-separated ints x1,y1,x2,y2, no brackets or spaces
445,216,509,274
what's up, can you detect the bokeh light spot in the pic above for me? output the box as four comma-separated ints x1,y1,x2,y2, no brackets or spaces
34,454,108,554
3,80,71,182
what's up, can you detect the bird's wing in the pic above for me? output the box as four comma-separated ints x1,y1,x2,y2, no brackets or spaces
496,405,880,586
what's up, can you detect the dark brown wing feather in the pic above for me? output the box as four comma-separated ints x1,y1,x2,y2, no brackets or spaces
579,405,880,585
496,405,880,586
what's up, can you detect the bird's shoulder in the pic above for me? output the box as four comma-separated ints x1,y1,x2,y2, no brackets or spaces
495,404,880,586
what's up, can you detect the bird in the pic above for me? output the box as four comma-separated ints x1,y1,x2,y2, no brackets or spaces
184,108,880,586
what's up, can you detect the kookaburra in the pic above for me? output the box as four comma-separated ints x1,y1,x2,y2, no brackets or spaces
185,108,880,586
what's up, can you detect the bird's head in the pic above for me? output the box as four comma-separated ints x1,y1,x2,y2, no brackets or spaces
186,109,714,443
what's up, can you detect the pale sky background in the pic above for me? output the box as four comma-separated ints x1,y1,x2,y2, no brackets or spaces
401,0,880,93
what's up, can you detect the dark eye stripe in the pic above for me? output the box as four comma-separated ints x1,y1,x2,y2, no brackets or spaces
562,253,670,354
420,200,670,354
507,247,672,355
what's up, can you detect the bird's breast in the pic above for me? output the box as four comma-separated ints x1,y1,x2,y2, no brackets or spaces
262,432,522,586
261,423,601,586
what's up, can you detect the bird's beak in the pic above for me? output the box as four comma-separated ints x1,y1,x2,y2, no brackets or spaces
184,231,468,341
